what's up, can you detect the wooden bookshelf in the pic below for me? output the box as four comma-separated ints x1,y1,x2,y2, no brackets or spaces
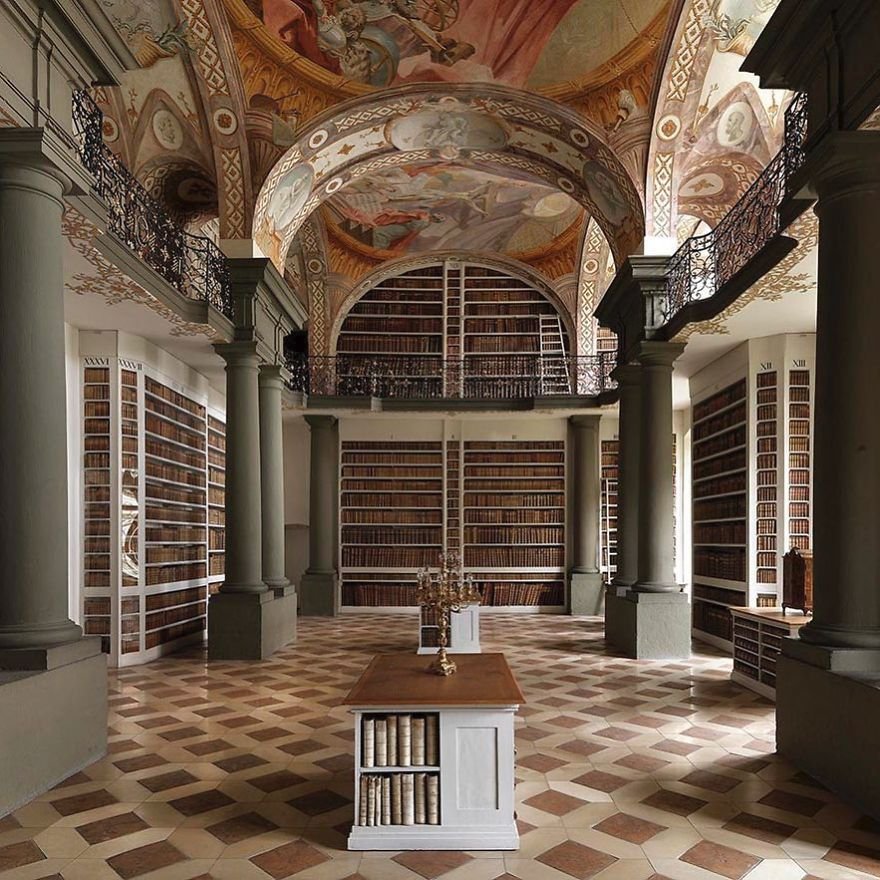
81,360,222,665
207,413,226,594
463,440,565,607
691,378,748,648
334,261,570,398
600,439,618,583
787,368,812,552
731,608,810,699
340,441,444,607
755,370,779,594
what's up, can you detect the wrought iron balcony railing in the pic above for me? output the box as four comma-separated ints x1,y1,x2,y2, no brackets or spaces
665,92,809,317
71,91,233,319
286,354,617,400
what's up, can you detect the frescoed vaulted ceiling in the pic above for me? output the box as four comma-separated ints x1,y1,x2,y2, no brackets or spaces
85,0,803,354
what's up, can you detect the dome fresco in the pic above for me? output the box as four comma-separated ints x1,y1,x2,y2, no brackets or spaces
258,0,666,89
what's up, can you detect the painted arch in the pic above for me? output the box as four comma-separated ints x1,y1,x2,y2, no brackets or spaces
252,84,645,272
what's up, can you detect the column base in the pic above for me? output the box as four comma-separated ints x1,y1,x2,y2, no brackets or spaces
299,571,338,617
777,642,880,820
0,638,107,815
208,587,297,660
569,571,605,616
604,589,691,659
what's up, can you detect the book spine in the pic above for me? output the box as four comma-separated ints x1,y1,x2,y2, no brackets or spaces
412,717,426,766
387,714,398,766
382,776,392,825
363,717,375,768
427,774,439,825
414,772,426,824
398,714,412,766
367,776,376,826
402,773,415,825
391,773,402,825
425,714,438,766
358,776,368,826
375,719,387,767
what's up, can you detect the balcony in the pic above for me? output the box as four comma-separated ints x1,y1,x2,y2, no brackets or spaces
663,92,810,333
71,90,233,319
286,354,617,407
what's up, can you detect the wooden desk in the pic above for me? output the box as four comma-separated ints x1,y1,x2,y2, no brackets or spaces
343,652,524,851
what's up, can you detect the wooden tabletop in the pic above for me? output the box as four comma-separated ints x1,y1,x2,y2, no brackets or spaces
730,607,811,626
343,652,525,708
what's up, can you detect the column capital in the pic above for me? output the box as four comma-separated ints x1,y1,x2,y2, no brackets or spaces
569,414,601,431
0,127,92,197
258,363,285,388
214,340,260,367
304,414,338,430
611,363,641,387
801,131,880,203
636,340,685,369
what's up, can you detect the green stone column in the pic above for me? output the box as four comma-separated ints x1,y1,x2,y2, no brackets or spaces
300,415,339,615
259,365,290,591
569,414,603,614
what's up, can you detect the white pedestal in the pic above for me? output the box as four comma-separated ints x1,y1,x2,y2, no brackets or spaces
418,604,481,655
344,653,522,851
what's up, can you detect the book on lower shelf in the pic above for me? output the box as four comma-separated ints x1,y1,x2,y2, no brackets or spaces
358,772,439,827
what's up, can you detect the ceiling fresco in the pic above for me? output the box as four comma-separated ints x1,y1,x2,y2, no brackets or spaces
255,0,666,90
322,162,584,256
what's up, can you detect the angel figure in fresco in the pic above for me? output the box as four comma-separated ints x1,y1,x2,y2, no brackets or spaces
262,0,475,85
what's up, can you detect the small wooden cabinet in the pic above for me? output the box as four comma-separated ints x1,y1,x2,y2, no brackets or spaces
344,652,523,851
731,608,810,699
782,548,813,614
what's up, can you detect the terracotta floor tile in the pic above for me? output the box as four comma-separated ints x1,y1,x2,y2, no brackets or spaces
138,769,200,793
523,790,588,817
76,811,150,845
517,754,567,773
721,812,797,844
112,754,168,773
288,789,351,816
247,770,307,793
680,769,741,793
51,788,118,816
206,811,279,844
169,789,236,816
0,840,45,871
214,754,269,774
250,840,330,879
536,840,617,879
571,770,628,793
824,840,880,878
107,840,186,879
680,840,761,880
594,812,667,844
641,789,707,816
392,851,473,879
758,788,825,817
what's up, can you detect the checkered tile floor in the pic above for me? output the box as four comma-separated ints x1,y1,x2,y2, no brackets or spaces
2,615,880,880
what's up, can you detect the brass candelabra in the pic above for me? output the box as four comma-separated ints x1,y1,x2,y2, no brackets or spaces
417,552,480,676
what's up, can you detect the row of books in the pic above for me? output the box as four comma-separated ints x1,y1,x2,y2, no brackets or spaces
145,545,206,565
464,509,563,525
694,522,746,544
464,527,563,544
362,714,438,767
693,547,746,582
462,492,563,508
342,467,444,478
144,414,207,450
464,547,564,567
342,510,443,524
466,452,563,464
145,394,205,433
147,526,206,543
341,583,417,606
145,504,205,525
147,484,206,506
694,426,747,461
144,562,207,585
337,338,443,354
146,460,206,488
694,496,747,522
693,474,747,499
340,528,443,546
145,601,207,633
693,402,747,443
693,379,747,424
342,548,441,567
145,585,206,612
342,493,442,509
343,480,442,493
145,376,206,419
478,581,565,606
464,465,564,477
